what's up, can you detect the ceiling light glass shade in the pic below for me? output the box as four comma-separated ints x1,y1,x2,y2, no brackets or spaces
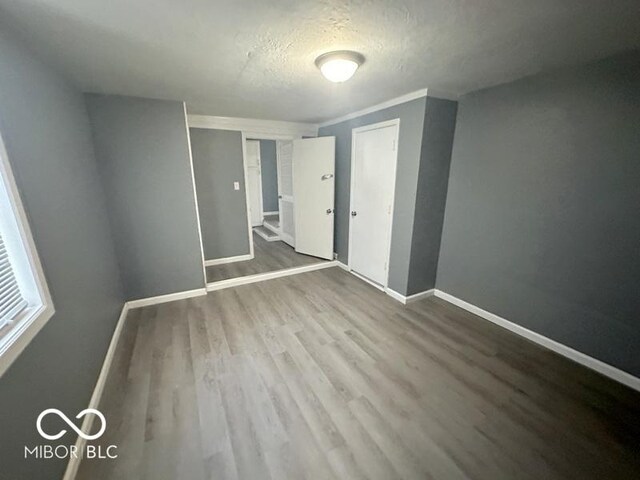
315,51,364,83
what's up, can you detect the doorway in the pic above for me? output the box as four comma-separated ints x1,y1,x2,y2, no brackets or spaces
348,119,400,287
202,133,336,289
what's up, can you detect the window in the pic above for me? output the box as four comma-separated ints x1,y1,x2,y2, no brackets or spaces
0,231,28,327
0,131,54,377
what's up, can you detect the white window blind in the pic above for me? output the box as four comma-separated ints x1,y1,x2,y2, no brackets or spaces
0,130,53,376
0,230,27,329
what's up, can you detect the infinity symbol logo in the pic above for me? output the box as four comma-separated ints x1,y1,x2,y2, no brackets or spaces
36,408,106,440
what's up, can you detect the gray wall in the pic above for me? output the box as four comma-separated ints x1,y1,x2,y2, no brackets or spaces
318,97,427,295
406,97,458,295
86,95,205,300
0,28,124,479
437,52,640,376
190,128,250,260
259,139,278,212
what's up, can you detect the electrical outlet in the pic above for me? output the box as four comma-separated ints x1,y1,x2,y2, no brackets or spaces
233,181,240,190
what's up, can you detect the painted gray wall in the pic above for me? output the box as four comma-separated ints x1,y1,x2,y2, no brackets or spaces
190,128,250,260
259,139,278,212
437,52,640,376
86,94,205,300
406,97,458,295
0,28,124,479
318,97,427,294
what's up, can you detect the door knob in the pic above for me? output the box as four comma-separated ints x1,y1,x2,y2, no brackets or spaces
278,195,283,199
326,208,333,214
351,211,357,217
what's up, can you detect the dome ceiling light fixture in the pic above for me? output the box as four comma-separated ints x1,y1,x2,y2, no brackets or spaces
315,50,365,83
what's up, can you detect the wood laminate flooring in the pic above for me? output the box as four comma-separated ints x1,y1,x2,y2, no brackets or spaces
77,267,640,480
206,232,325,283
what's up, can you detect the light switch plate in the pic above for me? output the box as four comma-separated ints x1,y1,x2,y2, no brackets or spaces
233,181,240,190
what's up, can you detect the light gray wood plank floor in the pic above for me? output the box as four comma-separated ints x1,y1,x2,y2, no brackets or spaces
77,267,640,480
206,232,326,283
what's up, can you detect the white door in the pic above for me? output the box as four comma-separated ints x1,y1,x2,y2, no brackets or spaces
276,140,295,246
293,137,335,260
245,140,263,227
349,121,399,286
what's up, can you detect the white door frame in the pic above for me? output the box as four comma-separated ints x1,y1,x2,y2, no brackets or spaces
275,140,296,246
245,139,265,226
347,118,400,290
185,112,312,268
239,132,256,258
242,132,303,255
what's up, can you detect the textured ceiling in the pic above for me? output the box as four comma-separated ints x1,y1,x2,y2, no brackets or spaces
1,0,639,123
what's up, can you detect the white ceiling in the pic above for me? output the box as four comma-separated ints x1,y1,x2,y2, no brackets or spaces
1,0,639,123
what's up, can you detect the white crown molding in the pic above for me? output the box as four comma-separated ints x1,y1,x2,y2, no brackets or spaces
318,87,461,128
425,89,460,101
433,290,640,393
318,88,429,128
187,114,318,138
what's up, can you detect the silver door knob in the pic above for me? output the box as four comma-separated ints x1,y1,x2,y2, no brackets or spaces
351,211,357,217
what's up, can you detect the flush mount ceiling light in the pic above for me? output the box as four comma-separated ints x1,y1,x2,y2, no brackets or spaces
315,50,365,83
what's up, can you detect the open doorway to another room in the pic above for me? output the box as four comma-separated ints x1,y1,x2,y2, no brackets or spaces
245,138,282,244
206,137,327,284
188,124,336,290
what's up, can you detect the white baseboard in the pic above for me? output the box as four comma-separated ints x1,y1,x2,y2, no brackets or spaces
349,270,385,291
335,262,375,282
127,288,207,309
207,261,337,292
433,290,640,393
336,261,350,272
204,254,252,267
384,288,405,303
386,288,435,305
254,228,280,242
335,262,433,305
62,303,130,480
263,211,278,216
262,221,280,236
64,284,211,479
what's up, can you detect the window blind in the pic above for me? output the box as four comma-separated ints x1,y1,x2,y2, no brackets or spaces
0,231,27,329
